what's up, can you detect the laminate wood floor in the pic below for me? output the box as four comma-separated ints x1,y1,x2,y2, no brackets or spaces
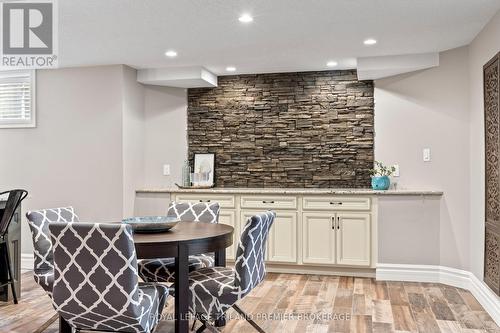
0,271,498,333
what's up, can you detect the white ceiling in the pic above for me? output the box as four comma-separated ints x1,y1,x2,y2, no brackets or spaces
59,0,500,74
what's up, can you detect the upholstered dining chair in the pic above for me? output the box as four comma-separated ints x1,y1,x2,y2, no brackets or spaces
0,189,28,304
26,206,79,297
26,206,79,333
138,201,221,284
189,211,276,333
49,222,169,333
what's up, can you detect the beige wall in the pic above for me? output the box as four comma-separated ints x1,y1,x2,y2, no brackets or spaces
143,85,187,190
376,9,500,278
0,64,188,255
122,66,145,218
0,66,126,253
9,65,188,254
377,196,441,265
375,46,471,270
469,10,500,279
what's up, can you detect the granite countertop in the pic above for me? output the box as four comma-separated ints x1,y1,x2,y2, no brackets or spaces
136,187,443,196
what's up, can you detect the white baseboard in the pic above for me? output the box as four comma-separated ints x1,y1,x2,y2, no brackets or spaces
377,263,500,326
267,263,375,278
21,253,34,270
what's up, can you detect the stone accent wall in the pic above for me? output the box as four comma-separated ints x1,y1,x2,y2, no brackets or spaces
188,70,374,188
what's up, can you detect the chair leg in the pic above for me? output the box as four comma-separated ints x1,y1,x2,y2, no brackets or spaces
232,304,266,333
3,243,18,304
196,315,220,333
191,318,198,331
59,316,72,333
214,313,226,327
33,313,59,333
195,323,206,333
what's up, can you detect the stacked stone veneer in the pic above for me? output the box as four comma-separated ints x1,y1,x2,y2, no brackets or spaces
187,70,374,188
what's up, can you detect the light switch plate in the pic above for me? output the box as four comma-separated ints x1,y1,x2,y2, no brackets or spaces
163,164,170,176
423,148,431,162
393,164,400,177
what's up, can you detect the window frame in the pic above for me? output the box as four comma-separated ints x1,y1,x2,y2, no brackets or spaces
0,70,36,129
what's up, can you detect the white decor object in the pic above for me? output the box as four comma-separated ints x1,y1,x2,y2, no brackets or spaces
193,153,215,187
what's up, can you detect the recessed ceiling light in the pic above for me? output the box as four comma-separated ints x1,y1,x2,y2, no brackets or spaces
364,39,377,45
327,61,338,67
226,66,236,72
238,14,253,23
165,50,177,57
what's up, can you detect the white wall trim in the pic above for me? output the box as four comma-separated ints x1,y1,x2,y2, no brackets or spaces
377,263,500,326
21,253,34,270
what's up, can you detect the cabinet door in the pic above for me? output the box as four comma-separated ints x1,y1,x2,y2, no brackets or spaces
336,213,371,266
219,210,237,260
267,211,297,263
302,213,336,265
240,211,297,263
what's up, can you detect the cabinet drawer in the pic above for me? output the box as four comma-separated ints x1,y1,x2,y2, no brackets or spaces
240,196,297,210
303,196,371,211
173,194,235,208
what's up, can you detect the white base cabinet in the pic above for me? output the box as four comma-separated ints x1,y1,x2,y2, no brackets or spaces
267,211,297,263
218,210,236,260
302,213,336,265
171,193,376,273
241,210,297,264
302,212,371,267
336,213,371,266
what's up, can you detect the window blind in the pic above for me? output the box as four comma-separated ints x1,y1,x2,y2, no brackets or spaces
0,70,35,128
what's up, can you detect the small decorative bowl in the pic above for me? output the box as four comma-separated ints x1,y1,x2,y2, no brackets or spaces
122,216,180,233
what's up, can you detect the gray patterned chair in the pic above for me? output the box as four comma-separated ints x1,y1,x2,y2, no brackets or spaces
189,211,276,333
138,202,221,284
26,206,79,297
49,222,169,333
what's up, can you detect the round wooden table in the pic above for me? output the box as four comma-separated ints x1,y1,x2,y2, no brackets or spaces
134,222,234,333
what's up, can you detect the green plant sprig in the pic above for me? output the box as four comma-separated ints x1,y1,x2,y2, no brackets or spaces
370,161,396,177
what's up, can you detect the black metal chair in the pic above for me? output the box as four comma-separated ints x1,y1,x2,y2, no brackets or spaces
0,189,28,304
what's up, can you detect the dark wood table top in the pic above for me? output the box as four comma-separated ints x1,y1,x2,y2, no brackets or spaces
133,221,234,259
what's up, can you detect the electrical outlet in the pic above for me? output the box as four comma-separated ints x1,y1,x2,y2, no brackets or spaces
393,164,400,177
163,164,170,176
423,148,431,162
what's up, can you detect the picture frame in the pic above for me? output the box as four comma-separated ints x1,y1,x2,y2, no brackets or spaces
193,153,215,187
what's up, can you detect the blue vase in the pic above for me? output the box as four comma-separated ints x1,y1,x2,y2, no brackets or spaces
371,176,390,190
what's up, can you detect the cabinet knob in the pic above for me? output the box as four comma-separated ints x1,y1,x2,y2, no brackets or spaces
262,200,275,204
329,202,343,205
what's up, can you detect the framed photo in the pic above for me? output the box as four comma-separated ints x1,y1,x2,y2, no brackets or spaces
193,153,215,187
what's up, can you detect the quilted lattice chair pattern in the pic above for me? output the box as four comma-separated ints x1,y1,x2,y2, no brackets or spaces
138,202,220,284
26,206,79,296
49,222,169,333
188,211,276,332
